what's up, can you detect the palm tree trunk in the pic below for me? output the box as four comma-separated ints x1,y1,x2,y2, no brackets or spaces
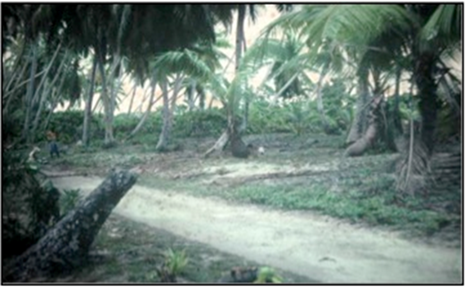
187,80,196,111
156,75,183,151
96,47,115,146
156,81,171,151
346,74,370,144
392,66,403,134
108,57,122,130
415,52,438,155
235,5,246,133
22,42,38,143
315,68,334,134
82,55,98,146
198,85,205,110
3,169,138,282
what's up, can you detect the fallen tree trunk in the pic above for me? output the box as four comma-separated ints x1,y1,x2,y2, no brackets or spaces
3,169,140,282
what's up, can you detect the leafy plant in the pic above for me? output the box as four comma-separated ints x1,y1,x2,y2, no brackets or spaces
164,248,189,276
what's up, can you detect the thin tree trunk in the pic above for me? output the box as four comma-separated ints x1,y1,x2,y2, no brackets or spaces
134,85,152,113
108,57,122,127
156,81,171,151
240,36,249,132
3,169,139,282
96,47,115,146
126,79,158,139
315,67,334,134
187,80,196,111
196,85,206,110
42,67,68,133
82,55,98,146
170,75,182,112
156,75,183,151
392,66,403,134
30,43,62,110
235,5,246,133
22,42,38,143
3,60,29,114
3,36,26,93
30,79,49,140
3,68,47,110
127,81,138,114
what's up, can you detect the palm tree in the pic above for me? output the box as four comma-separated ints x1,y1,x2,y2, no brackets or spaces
206,4,294,157
263,4,462,191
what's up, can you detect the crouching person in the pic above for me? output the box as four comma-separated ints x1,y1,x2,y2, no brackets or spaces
46,130,60,158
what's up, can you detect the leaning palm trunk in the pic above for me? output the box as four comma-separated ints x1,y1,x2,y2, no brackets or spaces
344,95,383,157
3,169,139,282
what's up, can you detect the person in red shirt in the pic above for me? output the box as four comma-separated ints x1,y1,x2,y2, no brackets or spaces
46,130,60,158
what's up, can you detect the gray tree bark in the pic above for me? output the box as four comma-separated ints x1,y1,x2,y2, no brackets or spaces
346,75,370,144
156,81,171,151
156,75,182,151
82,55,98,146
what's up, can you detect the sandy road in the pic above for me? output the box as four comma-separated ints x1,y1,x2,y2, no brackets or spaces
52,175,462,284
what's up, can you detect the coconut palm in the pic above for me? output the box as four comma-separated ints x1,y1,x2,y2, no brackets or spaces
263,4,462,193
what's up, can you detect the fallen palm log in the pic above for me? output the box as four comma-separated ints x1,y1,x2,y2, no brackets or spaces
3,168,140,282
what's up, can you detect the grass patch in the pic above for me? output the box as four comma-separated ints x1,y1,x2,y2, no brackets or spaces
175,174,457,235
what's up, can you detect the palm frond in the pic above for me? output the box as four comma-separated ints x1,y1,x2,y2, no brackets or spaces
150,49,215,83
419,4,462,52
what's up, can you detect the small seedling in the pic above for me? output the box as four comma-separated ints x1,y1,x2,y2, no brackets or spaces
254,266,283,283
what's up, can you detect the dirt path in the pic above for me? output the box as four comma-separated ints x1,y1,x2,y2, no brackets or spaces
52,175,462,284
